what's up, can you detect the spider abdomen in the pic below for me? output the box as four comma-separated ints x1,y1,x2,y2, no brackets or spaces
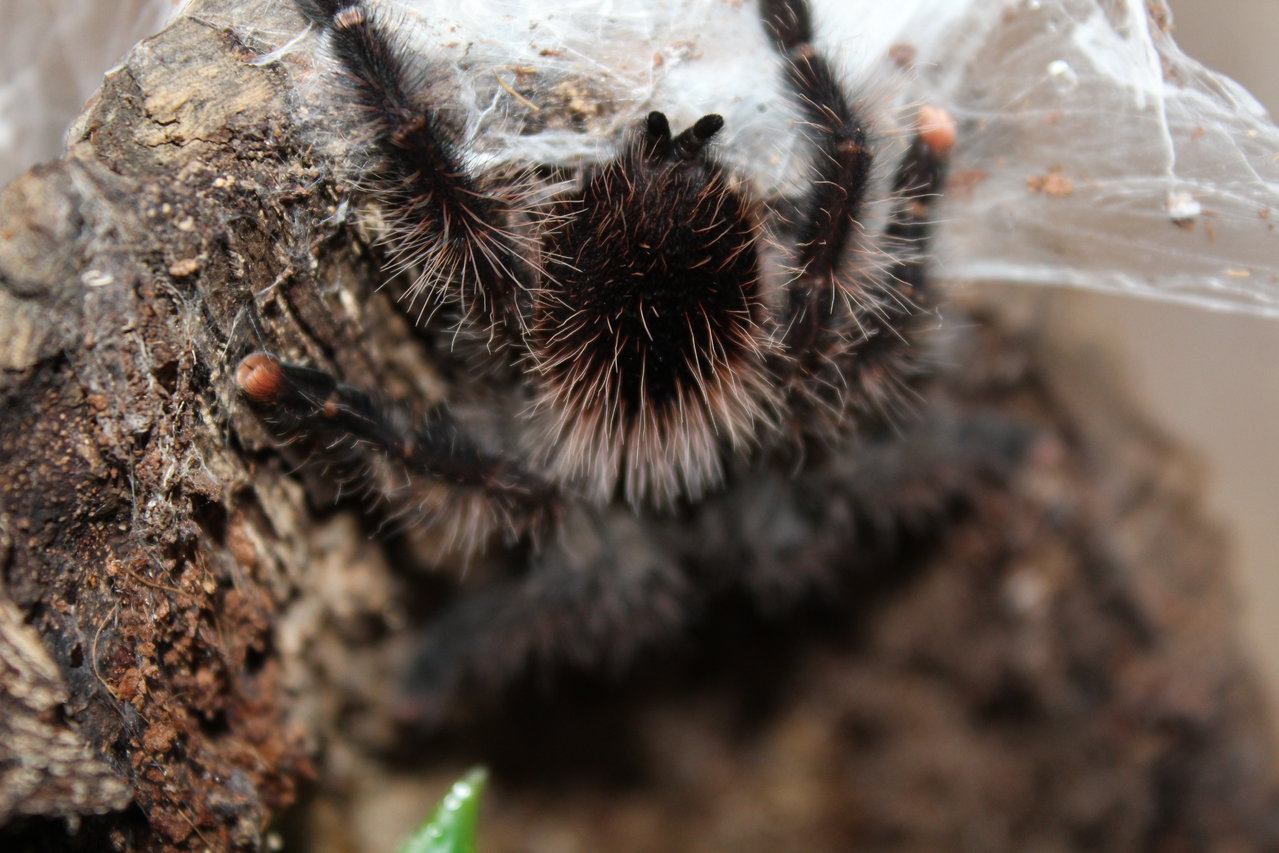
530,113,778,507
548,148,759,409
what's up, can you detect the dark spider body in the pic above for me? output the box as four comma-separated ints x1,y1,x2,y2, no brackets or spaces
238,0,1021,724
539,117,762,420
533,111,776,505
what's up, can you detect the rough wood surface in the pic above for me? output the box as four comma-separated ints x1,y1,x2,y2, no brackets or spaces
0,1,1276,851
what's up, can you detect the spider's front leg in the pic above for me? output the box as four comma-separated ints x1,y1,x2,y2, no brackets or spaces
236,352,557,550
297,0,538,340
761,0,955,429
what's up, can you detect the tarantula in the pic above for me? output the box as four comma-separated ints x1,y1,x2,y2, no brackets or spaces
236,0,1006,724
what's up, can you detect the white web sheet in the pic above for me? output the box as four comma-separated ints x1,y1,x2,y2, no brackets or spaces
377,0,1279,317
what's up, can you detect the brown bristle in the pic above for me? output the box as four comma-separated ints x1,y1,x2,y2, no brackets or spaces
236,352,284,403
332,6,364,29
529,114,778,505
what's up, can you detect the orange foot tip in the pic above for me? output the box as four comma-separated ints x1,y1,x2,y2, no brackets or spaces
236,352,284,403
917,105,957,157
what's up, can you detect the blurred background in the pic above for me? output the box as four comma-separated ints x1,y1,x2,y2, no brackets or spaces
1,0,1275,722
1048,0,1279,720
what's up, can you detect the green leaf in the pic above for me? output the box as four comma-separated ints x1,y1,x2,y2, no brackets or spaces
398,767,488,853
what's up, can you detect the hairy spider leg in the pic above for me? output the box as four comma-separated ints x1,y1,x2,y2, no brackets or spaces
298,0,531,338
761,0,873,356
236,353,556,547
836,105,955,425
883,106,955,292
760,0,954,429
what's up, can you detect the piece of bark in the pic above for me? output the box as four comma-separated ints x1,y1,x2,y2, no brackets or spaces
0,591,131,823
0,2,341,849
0,2,1275,851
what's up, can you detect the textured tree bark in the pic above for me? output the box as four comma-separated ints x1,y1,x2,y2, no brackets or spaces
0,1,1276,851
0,1,350,847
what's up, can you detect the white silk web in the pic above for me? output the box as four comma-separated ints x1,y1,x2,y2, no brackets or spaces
3,0,1277,316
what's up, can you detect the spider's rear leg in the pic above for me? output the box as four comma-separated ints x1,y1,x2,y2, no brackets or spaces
298,0,537,340
236,352,557,549
699,409,1038,608
395,506,690,730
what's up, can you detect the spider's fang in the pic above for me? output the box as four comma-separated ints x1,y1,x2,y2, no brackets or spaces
643,111,675,159
673,114,725,160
